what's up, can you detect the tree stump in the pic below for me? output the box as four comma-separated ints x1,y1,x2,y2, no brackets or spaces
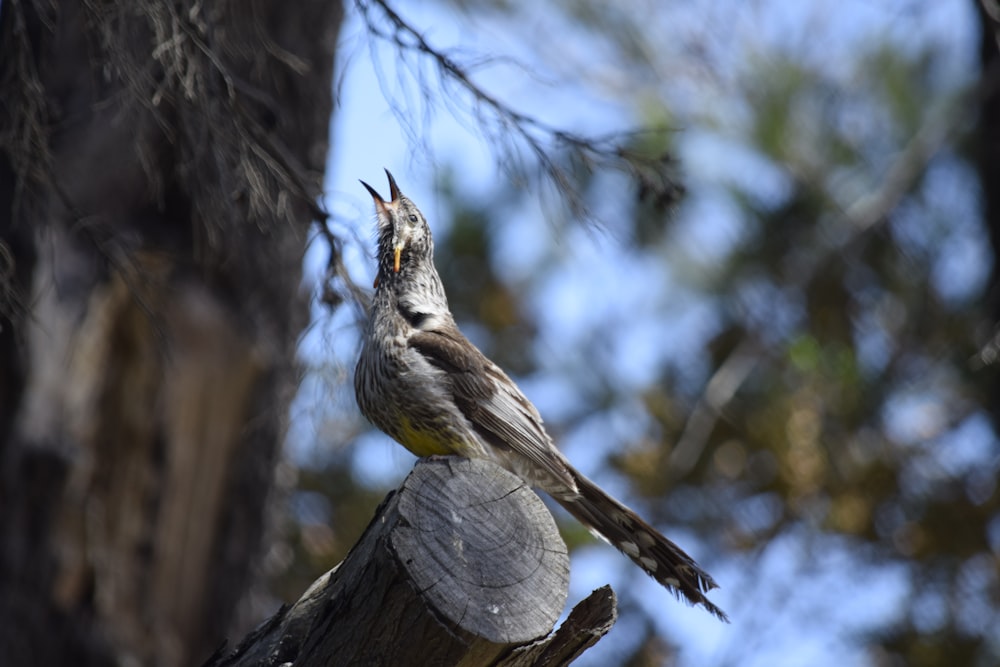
207,457,617,667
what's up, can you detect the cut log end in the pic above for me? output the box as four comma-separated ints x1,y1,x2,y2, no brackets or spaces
393,457,570,644
205,457,615,667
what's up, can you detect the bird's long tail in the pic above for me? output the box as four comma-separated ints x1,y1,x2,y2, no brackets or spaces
555,469,729,622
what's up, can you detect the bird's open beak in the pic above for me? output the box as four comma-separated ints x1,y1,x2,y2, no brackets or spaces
362,170,405,273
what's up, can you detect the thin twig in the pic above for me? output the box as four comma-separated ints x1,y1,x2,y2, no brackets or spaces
355,0,684,217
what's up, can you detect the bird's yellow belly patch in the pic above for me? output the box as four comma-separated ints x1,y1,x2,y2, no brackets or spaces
397,415,456,457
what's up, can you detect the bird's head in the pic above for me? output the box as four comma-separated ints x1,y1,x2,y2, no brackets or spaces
361,170,434,281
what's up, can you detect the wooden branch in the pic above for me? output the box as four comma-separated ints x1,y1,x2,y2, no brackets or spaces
206,457,617,667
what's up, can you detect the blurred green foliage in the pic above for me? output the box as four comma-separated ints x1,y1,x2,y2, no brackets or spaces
285,3,998,665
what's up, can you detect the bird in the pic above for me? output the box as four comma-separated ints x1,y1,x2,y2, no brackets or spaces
354,170,728,621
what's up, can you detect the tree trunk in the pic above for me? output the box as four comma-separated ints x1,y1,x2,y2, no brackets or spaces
205,458,618,667
0,1,342,665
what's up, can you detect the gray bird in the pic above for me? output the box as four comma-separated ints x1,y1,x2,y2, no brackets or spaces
355,170,727,621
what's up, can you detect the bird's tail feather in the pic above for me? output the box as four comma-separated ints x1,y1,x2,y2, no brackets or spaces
556,469,729,622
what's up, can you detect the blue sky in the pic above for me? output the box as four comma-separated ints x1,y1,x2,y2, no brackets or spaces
291,1,987,664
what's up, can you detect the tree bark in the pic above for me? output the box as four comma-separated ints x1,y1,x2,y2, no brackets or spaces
0,1,342,665
206,457,617,667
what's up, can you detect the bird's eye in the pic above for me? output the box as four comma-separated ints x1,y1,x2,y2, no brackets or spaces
408,214,418,223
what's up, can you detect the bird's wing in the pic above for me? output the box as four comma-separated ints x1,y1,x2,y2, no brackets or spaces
408,326,576,491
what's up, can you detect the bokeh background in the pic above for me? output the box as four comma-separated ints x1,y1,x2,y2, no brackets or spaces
287,1,999,665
